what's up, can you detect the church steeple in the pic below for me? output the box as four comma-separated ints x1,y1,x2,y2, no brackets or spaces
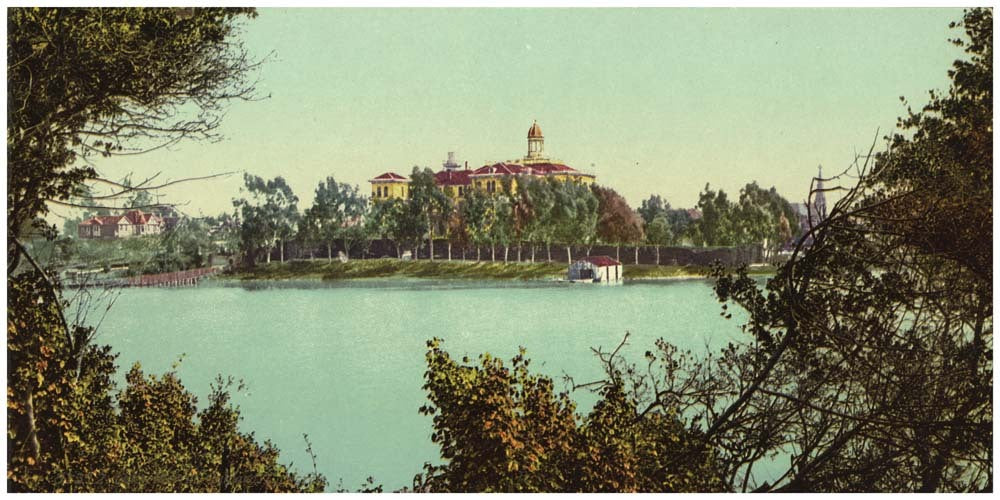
813,164,827,219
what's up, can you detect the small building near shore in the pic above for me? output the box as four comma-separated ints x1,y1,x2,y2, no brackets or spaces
568,255,623,284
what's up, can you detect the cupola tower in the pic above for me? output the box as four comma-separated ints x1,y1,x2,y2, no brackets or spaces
527,121,544,160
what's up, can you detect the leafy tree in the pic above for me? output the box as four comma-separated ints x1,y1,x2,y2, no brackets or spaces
8,8,327,492
733,182,800,259
415,339,726,492
516,177,558,262
444,205,469,261
638,9,992,492
637,194,668,226
593,185,644,263
8,271,327,492
302,176,366,260
690,184,736,247
8,7,259,253
551,180,599,263
232,174,299,265
156,217,213,270
365,198,406,258
408,167,452,260
458,189,492,261
645,215,673,265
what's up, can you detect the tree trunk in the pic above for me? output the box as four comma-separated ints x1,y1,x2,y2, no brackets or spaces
327,243,332,260
279,240,284,262
635,246,639,264
531,245,535,263
491,245,495,262
477,246,481,261
616,245,620,261
504,246,509,262
566,246,572,264
656,245,660,266
266,246,272,263
429,226,435,261
25,391,40,463
547,243,551,262
517,245,522,262
447,242,452,261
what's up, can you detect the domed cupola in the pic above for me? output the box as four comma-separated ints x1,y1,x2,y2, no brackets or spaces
527,121,544,159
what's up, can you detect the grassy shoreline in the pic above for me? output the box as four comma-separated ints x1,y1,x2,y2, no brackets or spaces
222,258,777,282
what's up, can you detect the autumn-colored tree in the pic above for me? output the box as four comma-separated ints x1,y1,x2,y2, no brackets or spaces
646,8,991,492
593,185,645,263
8,8,327,492
416,338,726,492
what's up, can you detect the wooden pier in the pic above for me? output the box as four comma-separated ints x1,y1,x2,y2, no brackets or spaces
66,267,221,288
125,267,220,287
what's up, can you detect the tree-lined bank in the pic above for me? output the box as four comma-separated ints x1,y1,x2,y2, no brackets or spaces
222,258,778,282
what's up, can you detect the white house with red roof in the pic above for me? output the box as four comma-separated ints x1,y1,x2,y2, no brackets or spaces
568,255,623,284
77,209,165,239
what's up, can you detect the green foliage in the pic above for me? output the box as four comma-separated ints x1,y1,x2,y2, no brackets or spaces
645,215,673,247
405,167,453,258
551,180,599,256
684,9,992,491
687,182,798,251
513,178,552,250
638,195,694,246
228,258,569,281
301,176,367,259
233,174,299,265
690,184,736,246
733,181,801,256
7,7,258,245
8,272,326,492
415,339,726,492
364,197,406,257
7,7,327,492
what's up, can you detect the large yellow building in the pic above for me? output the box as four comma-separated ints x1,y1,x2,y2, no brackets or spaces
369,122,595,202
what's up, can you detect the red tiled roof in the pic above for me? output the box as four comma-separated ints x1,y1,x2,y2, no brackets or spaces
523,162,579,174
686,208,703,220
80,211,164,227
124,209,148,225
82,215,126,226
471,163,525,176
434,169,472,186
528,121,543,138
580,255,621,267
371,172,407,181
471,162,583,177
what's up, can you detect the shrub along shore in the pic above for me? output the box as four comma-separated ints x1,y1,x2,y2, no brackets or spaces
222,258,776,282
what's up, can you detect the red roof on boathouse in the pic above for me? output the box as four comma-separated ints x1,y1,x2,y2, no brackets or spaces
579,255,620,267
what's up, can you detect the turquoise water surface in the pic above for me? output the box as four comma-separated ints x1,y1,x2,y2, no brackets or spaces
92,278,749,490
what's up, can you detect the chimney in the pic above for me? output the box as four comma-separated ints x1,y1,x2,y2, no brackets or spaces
465,161,468,170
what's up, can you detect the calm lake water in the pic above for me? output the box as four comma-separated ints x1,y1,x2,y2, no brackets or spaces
91,278,751,490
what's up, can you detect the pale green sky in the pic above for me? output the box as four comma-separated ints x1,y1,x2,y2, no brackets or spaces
66,7,966,219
